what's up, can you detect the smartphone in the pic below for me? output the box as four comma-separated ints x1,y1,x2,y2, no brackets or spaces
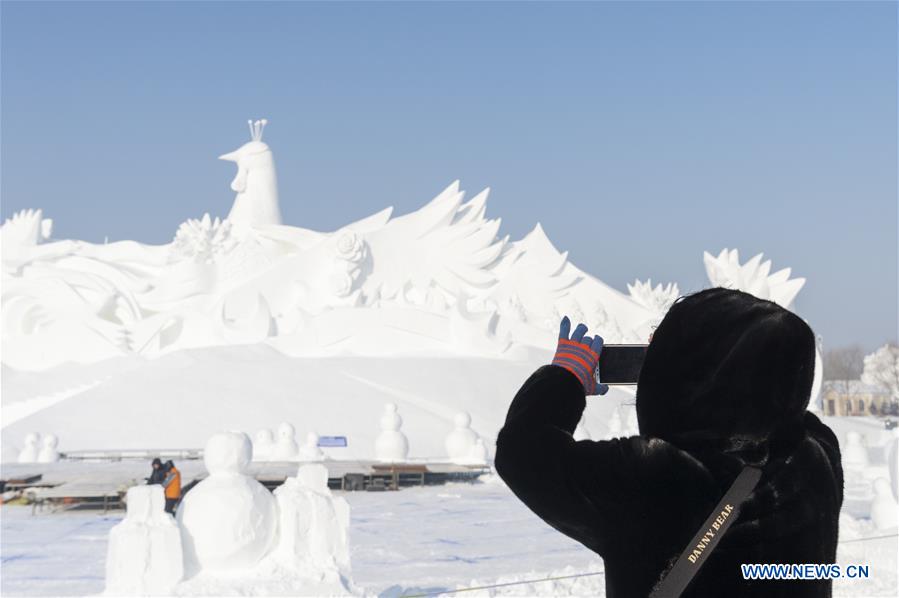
596,344,649,385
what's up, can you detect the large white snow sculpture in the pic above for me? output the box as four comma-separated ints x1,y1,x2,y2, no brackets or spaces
219,119,282,227
1,120,827,459
375,403,409,462
177,431,277,574
105,485,183,596
272,464,352,584
0,120,664,371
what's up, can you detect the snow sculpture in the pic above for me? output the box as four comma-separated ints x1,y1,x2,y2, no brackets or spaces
272,464,352,584
36,433,59,463
298,432,326,462
219,119,282,227
170,213,238,264
842,432,869,470
17,432,40,463
375,403,409,462
252,428,274,462
1,208,52,265
445,412,479,462
703,249,806,310
273,422,300,460
627,279,679,316
105,485,183,595
871,478,898,530
177,432,277,574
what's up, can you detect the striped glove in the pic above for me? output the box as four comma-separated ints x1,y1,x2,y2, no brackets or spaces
552,316,609,396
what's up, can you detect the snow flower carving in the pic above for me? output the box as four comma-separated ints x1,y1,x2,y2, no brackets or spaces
330,230,368,298
335,231,366,264
171,214,238,264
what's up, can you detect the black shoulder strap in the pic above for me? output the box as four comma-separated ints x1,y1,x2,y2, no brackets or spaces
649,466,762,598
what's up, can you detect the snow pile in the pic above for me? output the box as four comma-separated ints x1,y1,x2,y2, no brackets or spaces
177,432,277,574
105,485,183,596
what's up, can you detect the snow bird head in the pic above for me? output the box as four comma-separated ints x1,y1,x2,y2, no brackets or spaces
218,119,272,192
217,119,282,226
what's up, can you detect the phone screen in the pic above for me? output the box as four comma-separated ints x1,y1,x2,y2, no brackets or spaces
597,345,649,385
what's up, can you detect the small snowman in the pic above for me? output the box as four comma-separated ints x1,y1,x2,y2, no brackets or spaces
870,478,898,531
37,434,60,463
606,409,622,439
253,429,274,462
375,403,409,462
105,485,183,595
17,432,40,463
843,431,869,470
177,431,277,574
298,432,325,462
445,412,478,462
272,464,352,581
272,422,299,461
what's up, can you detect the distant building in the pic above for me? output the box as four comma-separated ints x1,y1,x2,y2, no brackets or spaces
822,380,891,416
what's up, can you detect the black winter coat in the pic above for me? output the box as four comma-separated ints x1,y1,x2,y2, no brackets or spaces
495,365,844,598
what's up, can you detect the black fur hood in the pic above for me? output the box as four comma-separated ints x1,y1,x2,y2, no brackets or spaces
636,288,818,451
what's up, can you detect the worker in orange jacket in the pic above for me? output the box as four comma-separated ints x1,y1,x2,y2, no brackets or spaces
162,460,181,515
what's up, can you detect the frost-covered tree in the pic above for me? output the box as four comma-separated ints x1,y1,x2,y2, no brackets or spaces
823,345,864,403
861,344,899,406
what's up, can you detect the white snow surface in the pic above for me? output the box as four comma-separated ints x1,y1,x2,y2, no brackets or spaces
2,346,646,459
1,480,896,597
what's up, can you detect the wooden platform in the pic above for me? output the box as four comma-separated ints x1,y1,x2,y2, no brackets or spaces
1,458,491,512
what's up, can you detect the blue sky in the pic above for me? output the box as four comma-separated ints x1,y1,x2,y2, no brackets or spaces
2,1,896,351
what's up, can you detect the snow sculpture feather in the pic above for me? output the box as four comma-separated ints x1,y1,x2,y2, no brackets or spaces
703,248,805,309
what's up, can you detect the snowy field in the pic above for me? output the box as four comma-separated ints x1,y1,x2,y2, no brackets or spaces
2,477,896,597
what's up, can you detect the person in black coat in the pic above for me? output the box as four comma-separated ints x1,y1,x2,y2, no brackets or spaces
147,457,165,485
495,288,843,598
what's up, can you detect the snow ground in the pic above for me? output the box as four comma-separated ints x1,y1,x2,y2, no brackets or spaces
2,478,896,597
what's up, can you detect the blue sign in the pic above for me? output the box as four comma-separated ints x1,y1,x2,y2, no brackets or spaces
318,436,348,448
